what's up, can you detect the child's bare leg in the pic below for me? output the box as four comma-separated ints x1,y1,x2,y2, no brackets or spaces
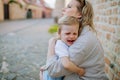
40,65,47,80
40,70,43,80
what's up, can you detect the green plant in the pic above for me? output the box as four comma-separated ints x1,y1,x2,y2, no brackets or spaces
8,0,23,8
48,24,59,34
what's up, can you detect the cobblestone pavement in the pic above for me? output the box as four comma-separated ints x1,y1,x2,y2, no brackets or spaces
0,19,54,80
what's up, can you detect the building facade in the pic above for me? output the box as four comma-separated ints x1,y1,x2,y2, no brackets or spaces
0,0,52,21
0,0,4,21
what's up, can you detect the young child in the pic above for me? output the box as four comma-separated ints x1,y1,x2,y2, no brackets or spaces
40,16,85,80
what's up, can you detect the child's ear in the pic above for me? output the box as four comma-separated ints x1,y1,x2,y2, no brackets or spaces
58,28,61,35
55,33,60,39
57,34,61,39
57,29,61,39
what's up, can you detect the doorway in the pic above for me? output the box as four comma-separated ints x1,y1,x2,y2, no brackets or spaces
4,4,9,20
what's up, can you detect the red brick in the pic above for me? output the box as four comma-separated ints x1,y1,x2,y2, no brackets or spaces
95,16,100,21
115,45,120,53
118,18,120,25
97,31,102,37
111,1,118,6
111,35,120,43
108,16,118,25
101,25,115,33
108,9,112,15
105,65,109,73
118,72,120,77
118,1,120,5
101,0,105,2
107,69,114,79
106,50,115,62
112,17,118,25
113,64,119,74
114,76,120,80
106,33,111,40
112,8,118,14
116,56,120,66
104,57,111,65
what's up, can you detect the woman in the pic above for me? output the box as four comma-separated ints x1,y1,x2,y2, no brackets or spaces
43,0,108,80
40,16,85,80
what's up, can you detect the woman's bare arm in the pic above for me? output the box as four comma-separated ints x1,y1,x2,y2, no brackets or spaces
47,37,57,60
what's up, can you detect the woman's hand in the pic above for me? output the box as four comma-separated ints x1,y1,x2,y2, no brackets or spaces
40,65,47,71
48,37,57,47
47,37,59,60
77,68,85,76
48,35,60,46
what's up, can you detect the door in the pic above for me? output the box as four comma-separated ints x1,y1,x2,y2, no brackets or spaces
4,4,9,20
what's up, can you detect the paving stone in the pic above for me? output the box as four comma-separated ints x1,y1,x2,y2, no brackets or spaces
0,73,3,79
0,19,54,80
6,73,17,80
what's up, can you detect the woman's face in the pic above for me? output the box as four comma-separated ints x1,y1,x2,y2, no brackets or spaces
62,0,81,18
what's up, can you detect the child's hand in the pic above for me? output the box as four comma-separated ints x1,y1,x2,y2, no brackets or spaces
78,68,85,76
40,65,47,71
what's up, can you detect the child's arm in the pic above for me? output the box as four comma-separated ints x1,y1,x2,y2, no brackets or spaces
40,65,47,71
60,57,85,76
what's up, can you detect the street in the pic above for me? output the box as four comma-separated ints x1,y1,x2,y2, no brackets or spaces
0,18,54,80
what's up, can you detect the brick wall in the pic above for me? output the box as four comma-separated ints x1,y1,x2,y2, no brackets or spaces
88,0,120,80
0,0,4,21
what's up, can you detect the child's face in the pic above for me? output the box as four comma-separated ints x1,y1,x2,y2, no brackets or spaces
59,24,79,46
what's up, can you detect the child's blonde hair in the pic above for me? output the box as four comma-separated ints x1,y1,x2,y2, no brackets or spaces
58,16,79,34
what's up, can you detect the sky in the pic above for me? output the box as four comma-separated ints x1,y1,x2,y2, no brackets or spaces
44,0,56,9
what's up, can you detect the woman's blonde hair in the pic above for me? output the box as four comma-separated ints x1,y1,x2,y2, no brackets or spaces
76,0,95,32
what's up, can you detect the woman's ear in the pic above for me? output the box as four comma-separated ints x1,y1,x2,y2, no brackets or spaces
77,15,82,19
76,12,82,19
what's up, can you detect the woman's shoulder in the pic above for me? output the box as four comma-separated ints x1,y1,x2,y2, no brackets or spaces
71,26,98,50
78,26,97,42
